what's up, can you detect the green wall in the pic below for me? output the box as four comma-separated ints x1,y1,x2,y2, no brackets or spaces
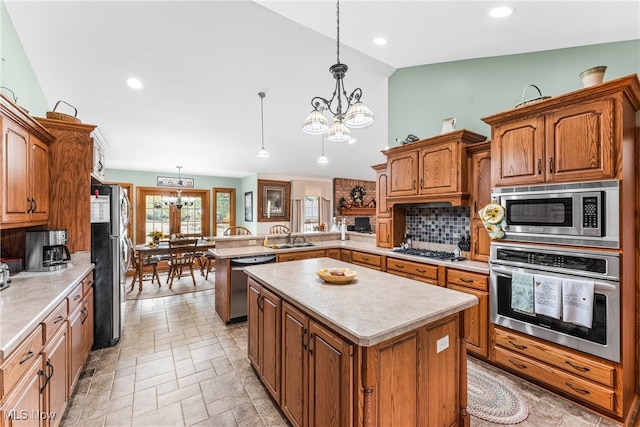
388,40,640,147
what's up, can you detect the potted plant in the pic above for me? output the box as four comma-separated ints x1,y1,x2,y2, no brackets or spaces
148,231,164,245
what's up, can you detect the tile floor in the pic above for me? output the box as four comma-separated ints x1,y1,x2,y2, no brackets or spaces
60,282,632,427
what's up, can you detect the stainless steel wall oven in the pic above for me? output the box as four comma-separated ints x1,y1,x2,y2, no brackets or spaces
490,242,620,362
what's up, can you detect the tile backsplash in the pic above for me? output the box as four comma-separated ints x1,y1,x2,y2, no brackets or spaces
406,206,470,245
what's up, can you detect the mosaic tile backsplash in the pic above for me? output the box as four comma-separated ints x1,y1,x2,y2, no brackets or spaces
406,206,470,245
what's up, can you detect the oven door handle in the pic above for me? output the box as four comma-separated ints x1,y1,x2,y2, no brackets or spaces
491,266,618,292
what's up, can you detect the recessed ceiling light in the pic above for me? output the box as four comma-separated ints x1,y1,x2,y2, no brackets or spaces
126,77,143,90
373,37,387,46
489,6,515,18
348,137,356,145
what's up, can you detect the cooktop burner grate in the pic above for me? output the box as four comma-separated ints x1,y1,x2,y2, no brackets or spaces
392,248,456,259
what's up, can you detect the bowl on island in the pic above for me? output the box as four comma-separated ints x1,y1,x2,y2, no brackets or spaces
316,268,357,284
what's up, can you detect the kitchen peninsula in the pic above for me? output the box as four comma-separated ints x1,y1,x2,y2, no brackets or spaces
244,257,478,427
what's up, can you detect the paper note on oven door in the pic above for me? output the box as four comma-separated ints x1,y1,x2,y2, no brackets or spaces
562,279,595,328
534,274,562,319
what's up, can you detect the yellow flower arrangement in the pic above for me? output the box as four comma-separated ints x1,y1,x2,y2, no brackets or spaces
148,231,164,238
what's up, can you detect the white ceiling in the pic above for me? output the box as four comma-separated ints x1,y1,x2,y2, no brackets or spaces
4,1,639,181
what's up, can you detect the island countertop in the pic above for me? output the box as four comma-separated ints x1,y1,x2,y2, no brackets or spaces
244,257,478,347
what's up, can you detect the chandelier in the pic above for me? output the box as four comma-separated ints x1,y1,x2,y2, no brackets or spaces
257,92,269,157
162,166,194,210
302,0,374,142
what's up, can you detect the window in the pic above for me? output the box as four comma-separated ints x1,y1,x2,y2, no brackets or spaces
136,187,209,243
303,196,319,232
213,188,236,236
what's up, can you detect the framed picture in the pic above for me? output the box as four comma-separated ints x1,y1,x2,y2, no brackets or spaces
244,191,253,222
257,179,290,222
157,176,194,188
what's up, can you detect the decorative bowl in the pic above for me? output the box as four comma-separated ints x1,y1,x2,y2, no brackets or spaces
316,268,357,284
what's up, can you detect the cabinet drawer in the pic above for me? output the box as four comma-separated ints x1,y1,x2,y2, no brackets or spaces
82,271,94,295
386,258,438,282
42,299,68,342
277,249,326,263
67,282,84,314
495,328,614,387
495,346,614,412
351,251,382,269
0,325,43,398
447,269,487,291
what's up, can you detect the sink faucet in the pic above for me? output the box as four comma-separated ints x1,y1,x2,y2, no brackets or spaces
286,232,292,245
292,235,306,245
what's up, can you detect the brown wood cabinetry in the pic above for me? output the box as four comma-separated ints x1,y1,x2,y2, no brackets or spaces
372,163,393,249
68,273,94,393
41,327,67,427
494,327,618,414
1,96,54,228
482,77,640,187
339,249,351,263
350,250,383,270
467,142,492,262
247,278,281,403
325,248,340,260
36,118,96,253
281,302,353,427
447,269,489,358
386,257,439,284
0,354,45,427
385,130,486,206
276,249,325,263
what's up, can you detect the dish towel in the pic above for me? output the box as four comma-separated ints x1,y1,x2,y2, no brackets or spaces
562,278,595,328
511,271,535,315
534,274,562,319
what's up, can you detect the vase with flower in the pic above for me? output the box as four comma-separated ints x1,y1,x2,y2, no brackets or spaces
148,231,163,245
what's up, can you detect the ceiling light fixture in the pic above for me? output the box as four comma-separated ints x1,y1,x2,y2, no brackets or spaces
126,77,143,90
373,37,388,46
302,0,374,142
257,92,270,158
162,166,194,210
489,6,515,18
318,134,328,164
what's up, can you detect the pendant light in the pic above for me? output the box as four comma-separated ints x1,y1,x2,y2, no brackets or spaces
318,134,328,164
302,0,374,141
257,92,270,158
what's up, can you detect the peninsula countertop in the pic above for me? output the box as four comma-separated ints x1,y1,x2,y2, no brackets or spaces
0,252,94,359
212,238,489,275
244,257,478,347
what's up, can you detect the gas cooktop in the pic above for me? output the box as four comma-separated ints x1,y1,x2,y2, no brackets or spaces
391,248,461,260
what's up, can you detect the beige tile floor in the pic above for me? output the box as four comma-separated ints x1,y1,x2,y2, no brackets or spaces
60,280,631,427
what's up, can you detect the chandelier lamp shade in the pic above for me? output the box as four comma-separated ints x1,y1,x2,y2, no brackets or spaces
302,0,374,142
318,134,328,164
257,92,270,158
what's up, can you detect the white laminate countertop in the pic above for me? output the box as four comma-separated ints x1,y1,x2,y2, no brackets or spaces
211,239,489,274
0,252,94,360
245,257,478,347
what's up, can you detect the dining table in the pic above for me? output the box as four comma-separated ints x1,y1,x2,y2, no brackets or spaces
134,239,216,288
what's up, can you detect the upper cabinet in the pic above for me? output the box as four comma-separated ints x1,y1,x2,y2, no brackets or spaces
1,95,55,228
385,130,487,206
483,75,640,187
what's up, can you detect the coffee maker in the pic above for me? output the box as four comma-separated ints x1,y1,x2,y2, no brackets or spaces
26,230,71,272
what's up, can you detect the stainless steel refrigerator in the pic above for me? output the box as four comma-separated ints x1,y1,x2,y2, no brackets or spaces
90,184,131,349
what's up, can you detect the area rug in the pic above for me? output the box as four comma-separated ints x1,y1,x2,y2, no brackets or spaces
468,362,529,424
125,273,215,300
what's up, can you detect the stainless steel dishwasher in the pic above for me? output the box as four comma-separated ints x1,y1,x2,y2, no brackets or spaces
229,254,276,322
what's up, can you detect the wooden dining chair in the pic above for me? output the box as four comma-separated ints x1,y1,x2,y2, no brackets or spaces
167,238,199,288
223,226,252,236
128,238,161,292
269,225,291,234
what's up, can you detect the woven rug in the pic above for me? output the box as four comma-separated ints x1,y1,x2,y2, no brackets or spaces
468,362,529,424
125,272,215,300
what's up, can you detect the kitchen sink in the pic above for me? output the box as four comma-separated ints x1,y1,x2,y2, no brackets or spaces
268,242,316,249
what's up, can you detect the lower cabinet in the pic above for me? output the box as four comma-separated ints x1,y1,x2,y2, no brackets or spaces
81,288,94,363
247,278,281,403
386,258,440,284
350,251,383,271
281,302,353,427
276,249,326,263
41,328,67,427
68,284,93,393
0,354,45,427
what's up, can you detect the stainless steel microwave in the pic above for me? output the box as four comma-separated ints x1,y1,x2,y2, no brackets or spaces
491,180,619,248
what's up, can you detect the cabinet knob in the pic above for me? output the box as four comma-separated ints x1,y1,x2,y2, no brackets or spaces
548,157,554,174
537,158,542,174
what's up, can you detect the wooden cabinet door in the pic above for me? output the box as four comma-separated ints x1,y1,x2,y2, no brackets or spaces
325,248,340,260
260,286,281,403
67,306,83,393
492,116,545,186
376,218,392,248
545,99,614,182
447,283,489,358
0,354,45,427
2,119,30,224
470,148,492,220
43,328,68,427
247,279,261,371
418,142,459,195
471,220,491,263
375,168,390,218
388,151,418,196
307,320,353,427
281,303,307,427
28,137,49,223
81,288,94,361
340,249,351,263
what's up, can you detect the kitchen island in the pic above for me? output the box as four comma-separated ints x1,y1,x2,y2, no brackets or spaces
244,257,478,427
